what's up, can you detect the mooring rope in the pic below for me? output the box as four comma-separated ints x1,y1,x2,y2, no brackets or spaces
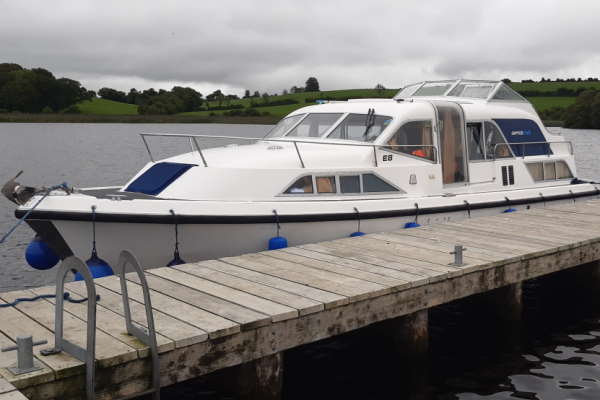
0,292,100,308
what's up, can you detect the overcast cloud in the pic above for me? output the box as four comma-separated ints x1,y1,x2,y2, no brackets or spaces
2,0,600,96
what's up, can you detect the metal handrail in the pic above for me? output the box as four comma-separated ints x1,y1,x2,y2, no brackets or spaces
139,133,439,168
491,141,573,159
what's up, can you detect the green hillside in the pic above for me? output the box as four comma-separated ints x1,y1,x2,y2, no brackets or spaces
76,98,138,115
510,81,600,92
76,84,589,119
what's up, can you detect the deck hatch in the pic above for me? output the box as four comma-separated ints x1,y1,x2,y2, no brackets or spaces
125,162,195,195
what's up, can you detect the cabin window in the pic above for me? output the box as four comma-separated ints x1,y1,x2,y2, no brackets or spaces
491,84,528,102
526,163,544,181
264,114,306,138
363,174,397,192
316,176,336,193
286,113,343,138
556,161,573,179
283,173,399,195
340,175,361,193
484,122,512,158
412,82,453,96
125,162,195,196
543,162,556,180
526,161,573,182
448,83,495,99
467,123,485,160
386,120,434,161
285,176,313,194
328,113,393,142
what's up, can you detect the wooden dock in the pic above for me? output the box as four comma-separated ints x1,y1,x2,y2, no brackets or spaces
3,198,600,399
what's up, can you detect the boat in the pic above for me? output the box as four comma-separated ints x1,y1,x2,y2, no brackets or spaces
4,79,599,272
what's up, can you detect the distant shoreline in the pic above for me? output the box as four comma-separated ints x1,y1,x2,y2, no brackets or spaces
0,113,279,124
0,113,565,127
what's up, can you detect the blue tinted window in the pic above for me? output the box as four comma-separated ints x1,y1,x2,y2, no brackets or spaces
125,162,195,195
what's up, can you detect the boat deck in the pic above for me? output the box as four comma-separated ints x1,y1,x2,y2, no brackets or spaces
3,198,600,399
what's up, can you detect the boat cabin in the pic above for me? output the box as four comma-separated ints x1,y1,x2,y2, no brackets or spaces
124,80,575,202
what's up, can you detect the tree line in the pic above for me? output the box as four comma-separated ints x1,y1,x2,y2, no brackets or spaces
540,90,600,129
0,63,94,113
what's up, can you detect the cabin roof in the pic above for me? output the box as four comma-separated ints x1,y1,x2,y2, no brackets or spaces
394,79,528,103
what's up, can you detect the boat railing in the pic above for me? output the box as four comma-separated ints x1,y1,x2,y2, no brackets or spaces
139,133,439,168
492,141,573,159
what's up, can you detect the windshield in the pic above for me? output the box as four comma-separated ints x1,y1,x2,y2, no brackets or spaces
327,113,393,142
264,114,306,138
286,113,343,138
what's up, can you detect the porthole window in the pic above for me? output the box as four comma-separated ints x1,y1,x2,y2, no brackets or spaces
363,174,398,192
526,163,544,181
285,176,313,194
316,176,336,193
556,161,573,179
340,175,360,193
543,162,556,180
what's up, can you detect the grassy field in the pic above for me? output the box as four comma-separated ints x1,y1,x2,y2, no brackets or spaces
76,98,138,115
527,96,576,111
510,81,600,92
67,84,587,122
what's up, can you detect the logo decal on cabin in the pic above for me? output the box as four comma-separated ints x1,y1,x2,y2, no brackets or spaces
511,130,532,136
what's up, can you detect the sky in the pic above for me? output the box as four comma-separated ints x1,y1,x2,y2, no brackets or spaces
2,0,600,97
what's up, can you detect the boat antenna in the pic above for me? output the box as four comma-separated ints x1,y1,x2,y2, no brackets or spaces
362,108,376,139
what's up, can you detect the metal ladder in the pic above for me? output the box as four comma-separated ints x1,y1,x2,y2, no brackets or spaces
117,250,161,400
41,256,98,400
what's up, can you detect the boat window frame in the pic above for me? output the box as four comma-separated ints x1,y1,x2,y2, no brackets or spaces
277,171,403,197
325,112,395,143
263,113,308,139
379,118,438,164
525,160,574,182
283,112,347,139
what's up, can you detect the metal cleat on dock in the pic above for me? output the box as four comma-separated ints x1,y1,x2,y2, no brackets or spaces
1,335,47,375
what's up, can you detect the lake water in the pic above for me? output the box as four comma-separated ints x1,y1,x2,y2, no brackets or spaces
1,123,600,400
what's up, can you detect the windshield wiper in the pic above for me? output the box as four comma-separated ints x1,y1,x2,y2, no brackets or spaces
362,108,376,139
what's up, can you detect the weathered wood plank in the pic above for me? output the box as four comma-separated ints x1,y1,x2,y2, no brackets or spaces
372,231,515,262
385,228,523,259
224,253,387,301
300,242,438,281
0,290,138,369
65,280,208,348
264,249,408,288
283,246,424,285
0,390,29,400
0,331,54,390
28,286,174,357
330,236,481,273
174,263,323,316
147,268,297,323
95,276,240,338
198,259,345,306
0,297,81,380
315,239,462,278
0,377,14,395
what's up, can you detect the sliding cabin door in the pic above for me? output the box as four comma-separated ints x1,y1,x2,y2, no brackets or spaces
431,101,468,185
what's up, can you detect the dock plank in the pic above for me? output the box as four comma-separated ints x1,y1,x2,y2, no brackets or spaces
65,280,208,348
198,259,345,306
264,249,407,289
282,246,424,285
174,263,323,316
224,253,387,301
146,268,297,324
372,231,514,262
28,286,174,357
0,298,81,380
0,390,29,400
300,242,438,281
0,290,138,369
95,277,240,338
